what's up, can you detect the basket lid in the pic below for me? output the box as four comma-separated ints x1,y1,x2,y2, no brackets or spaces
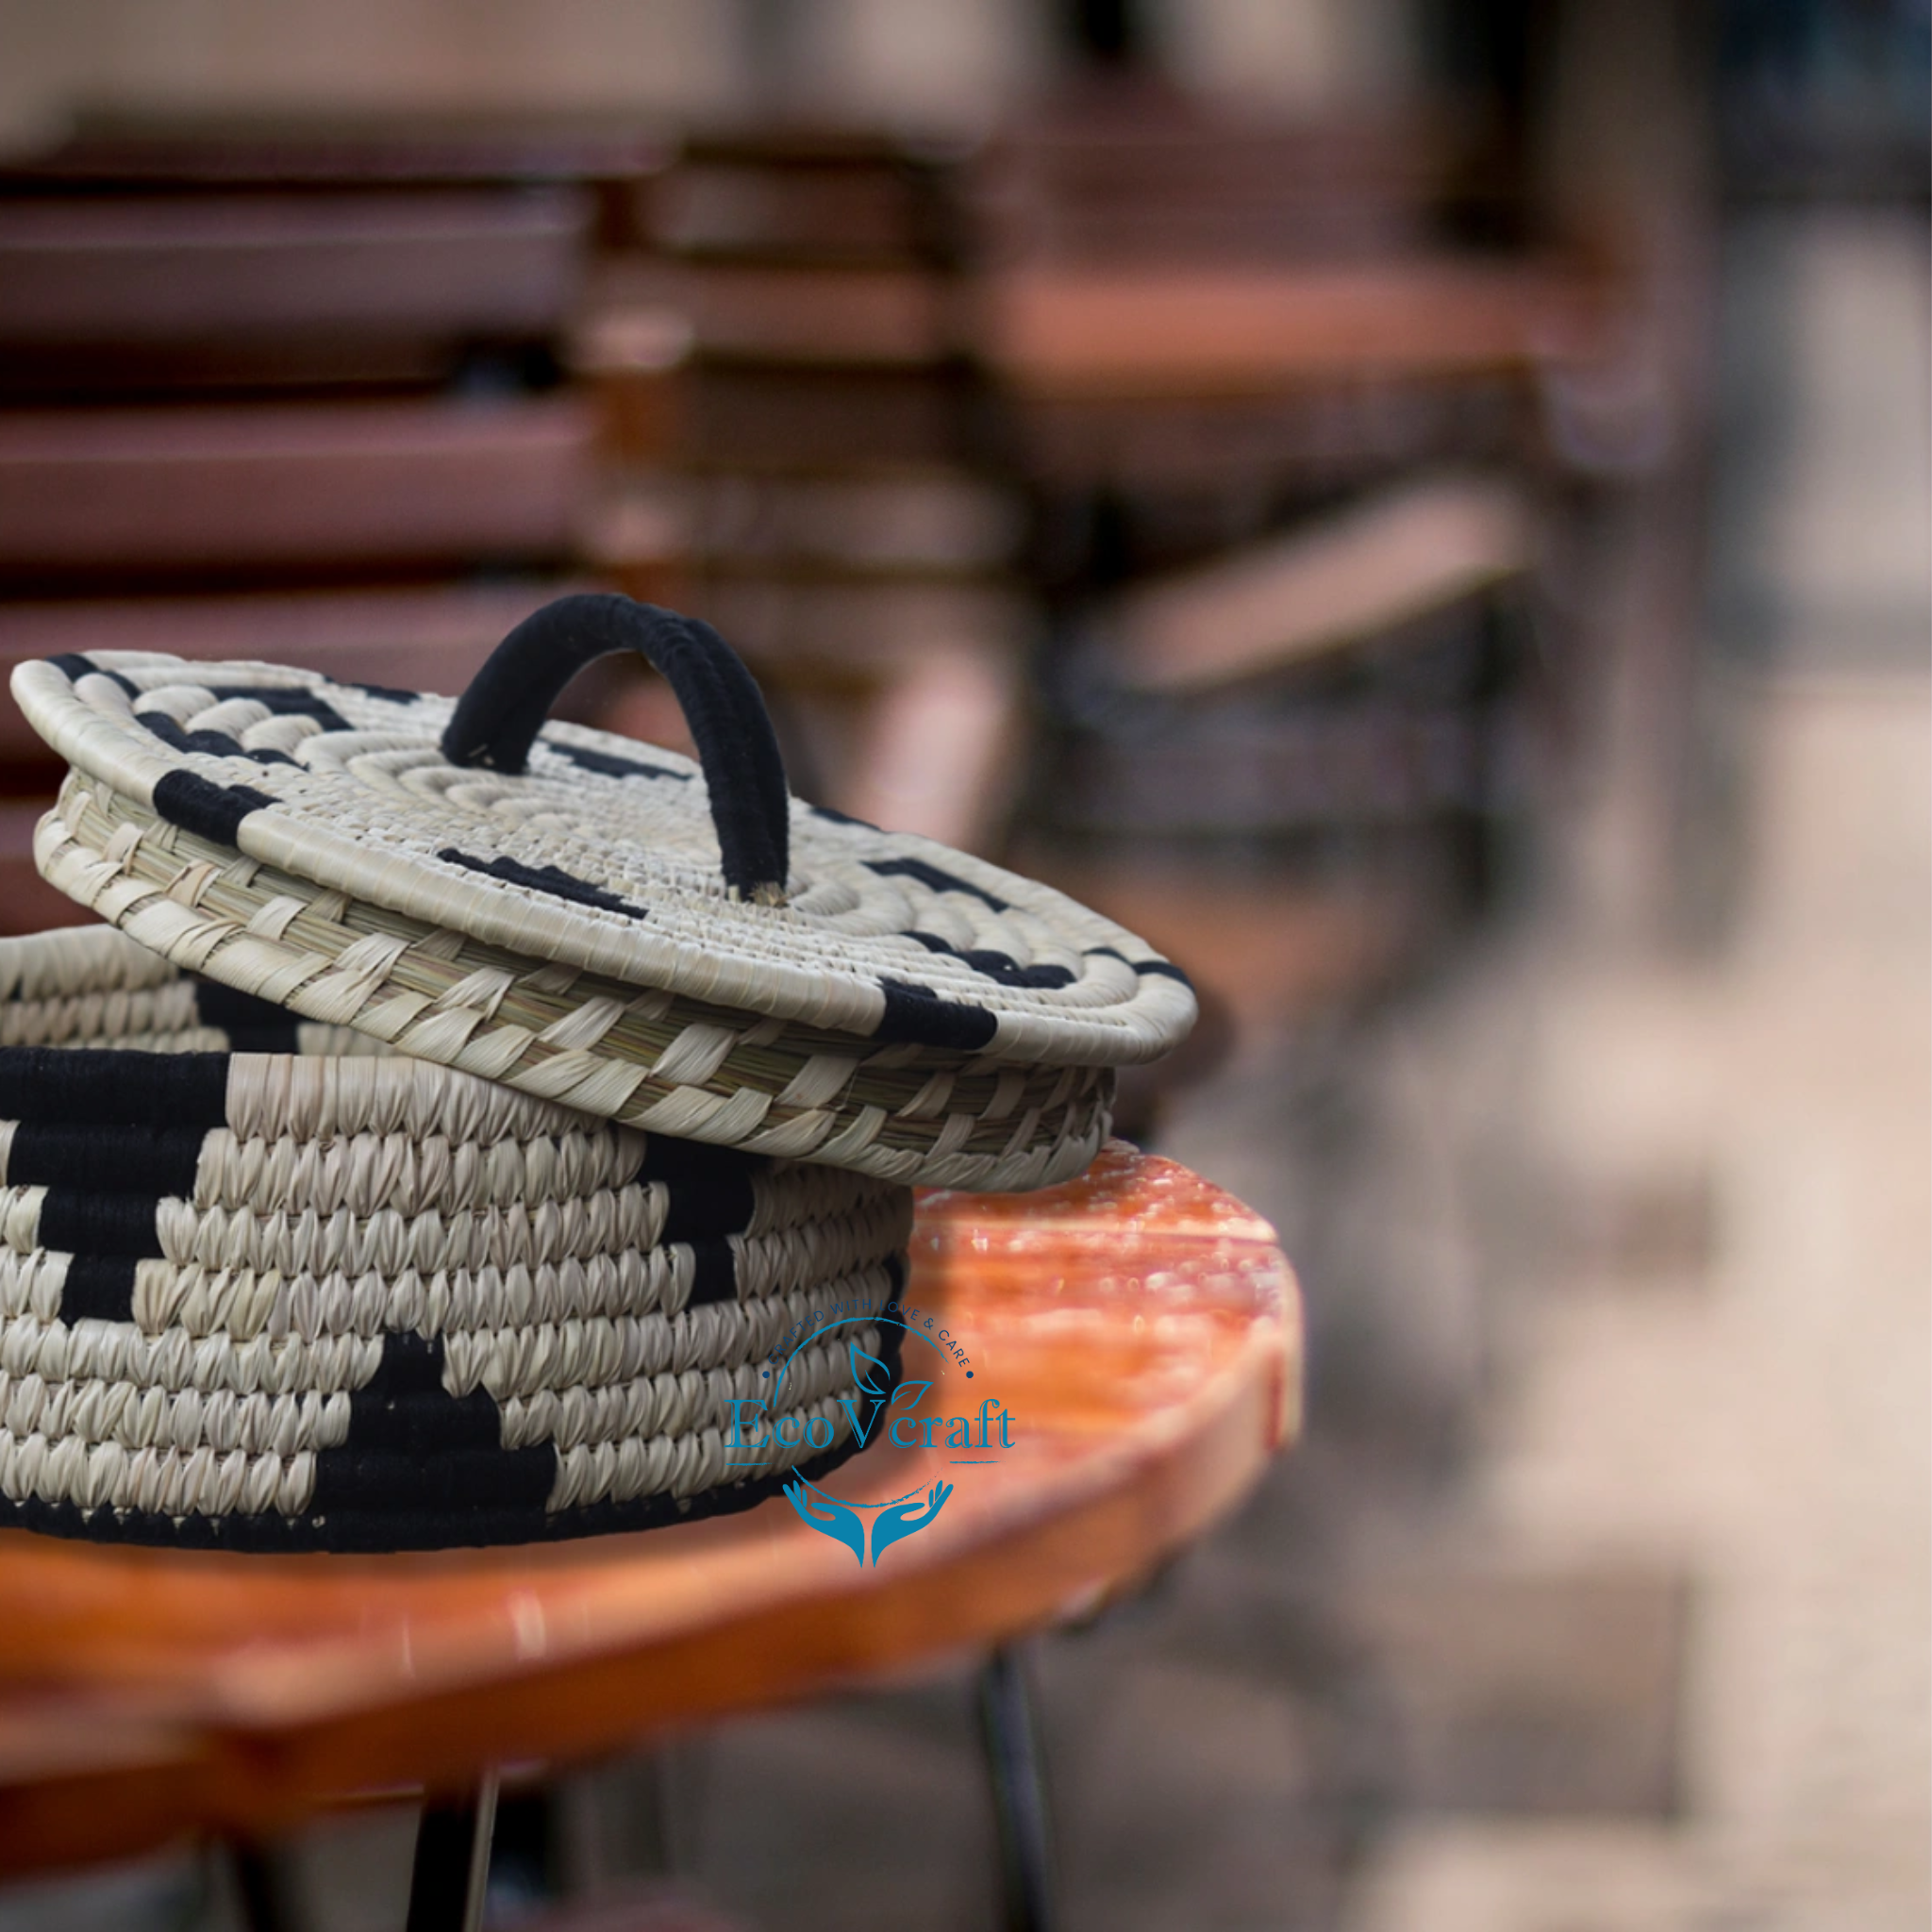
13,597,1191,1185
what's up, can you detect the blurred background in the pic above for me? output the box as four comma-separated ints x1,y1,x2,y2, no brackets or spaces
0,2,1924,1928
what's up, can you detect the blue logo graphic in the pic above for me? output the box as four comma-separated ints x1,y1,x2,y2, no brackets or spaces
782,1474,954,1567
727,1303,1013,1566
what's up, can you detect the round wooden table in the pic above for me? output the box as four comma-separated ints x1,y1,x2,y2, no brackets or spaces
0,1143,1299,1922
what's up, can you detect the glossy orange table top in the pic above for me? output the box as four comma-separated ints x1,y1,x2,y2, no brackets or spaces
0,1144,1299,1878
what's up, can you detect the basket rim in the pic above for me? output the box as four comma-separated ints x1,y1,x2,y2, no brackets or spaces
32,792,1115,1191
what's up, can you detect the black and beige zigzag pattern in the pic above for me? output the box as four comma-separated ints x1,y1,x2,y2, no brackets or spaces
0,1037,908,1552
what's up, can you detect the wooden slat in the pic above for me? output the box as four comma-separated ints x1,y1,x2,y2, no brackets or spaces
1044,705,1488,835
651,159,940,262
8,114,670,190
977,260,1607,399
682,364,971,473
1007,372,1533,492
589,473,1016,591
1108,473,1533,691
0,397,594,576
692,575,1026,676
677,471,1021,576
974,103,1450,265
590,259,953,367
0,191,593,352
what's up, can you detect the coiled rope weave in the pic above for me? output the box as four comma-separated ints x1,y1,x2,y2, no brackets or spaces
0,925,909,1552
12,595,1197,1191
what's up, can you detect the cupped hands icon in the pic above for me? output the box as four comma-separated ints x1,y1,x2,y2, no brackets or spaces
782,1478,954,1567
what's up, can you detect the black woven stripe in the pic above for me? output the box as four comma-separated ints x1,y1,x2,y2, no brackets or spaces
551,743,691,784
139,711,298,768
864,856,1009,913
310,1442,558,1517
0,1323,904,1554
206,686,352,732
811,803,882,830
343,1332,504,1448
191,979,301,1052
1084,945,1192,986
0,1050,229,1129
151,771,275,846
686,1237,738,1307
635,1134,766,1188
311,1332,553,1516
343,1332,507,1454
4,1431,853,1553
437,848,650,920
37,1191,162,1259
874,979,998,1052
36,1190,159,1267
645,1143,757,1236
47,653,138,696
8,1124,205,1196
905,931,1075,991
344,1390,507,1452
59,1256,138,1323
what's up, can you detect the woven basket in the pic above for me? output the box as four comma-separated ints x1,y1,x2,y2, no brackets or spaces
0,924,909,1552
14,595,1195,1191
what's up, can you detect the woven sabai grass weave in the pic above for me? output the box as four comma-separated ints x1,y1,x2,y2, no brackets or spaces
0,925,909,1552
13,595,1195,1191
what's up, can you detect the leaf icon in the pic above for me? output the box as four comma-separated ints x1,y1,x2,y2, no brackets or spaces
889,1379,932,1417
848,1339,891,1396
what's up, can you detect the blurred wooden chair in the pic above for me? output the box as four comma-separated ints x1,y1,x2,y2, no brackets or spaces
578,126,1030,854
1017,473,1542,1029
959,81,1611,1011
0,117,675,933
966,84,1604,504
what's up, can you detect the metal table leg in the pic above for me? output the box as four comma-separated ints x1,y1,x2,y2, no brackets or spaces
406,1768,500,1932
977,1645,1057,1932
229,1841,301,1932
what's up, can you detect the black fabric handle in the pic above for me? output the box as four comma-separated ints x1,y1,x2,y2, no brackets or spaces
441,594,790,902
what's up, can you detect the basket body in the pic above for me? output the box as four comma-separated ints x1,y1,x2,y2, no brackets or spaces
0,927,908,1552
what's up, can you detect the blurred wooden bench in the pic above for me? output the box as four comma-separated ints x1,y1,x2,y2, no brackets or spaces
0,188,594,397
0,398,592,587
580,125,1026,852
968,87,1609,504
958,86,1607,1002
0,118,675,933
6,109,668,230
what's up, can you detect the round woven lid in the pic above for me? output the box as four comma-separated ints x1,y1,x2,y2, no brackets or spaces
14,597,1192,1189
